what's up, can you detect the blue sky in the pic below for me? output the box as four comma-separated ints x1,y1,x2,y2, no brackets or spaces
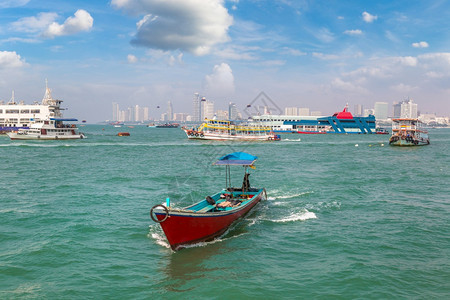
1,0,449,121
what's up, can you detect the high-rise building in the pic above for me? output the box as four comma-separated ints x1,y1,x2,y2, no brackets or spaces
192,93,201,122
401,98,418,118
112,102,119,121
173,113,188,122
229,102,239,120
392,102,402,118
215,110,228,120
143,107,149,121
354,104,363,117
298,108,310,116
374,102,389,120
134,105,142,122
167,100,173,121
202,100,215,119
284,107,298,116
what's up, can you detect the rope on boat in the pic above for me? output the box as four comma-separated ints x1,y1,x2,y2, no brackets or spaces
150,204,169,223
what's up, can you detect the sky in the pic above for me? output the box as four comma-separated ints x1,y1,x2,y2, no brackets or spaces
0,0,449,122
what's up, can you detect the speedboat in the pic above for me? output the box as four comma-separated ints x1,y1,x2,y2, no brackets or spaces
150,152,267,251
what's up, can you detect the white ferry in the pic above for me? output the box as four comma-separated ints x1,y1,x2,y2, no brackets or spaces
182,119,280,141
0,81,67,134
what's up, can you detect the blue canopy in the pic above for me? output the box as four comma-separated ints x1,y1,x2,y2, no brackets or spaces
213,152,258,166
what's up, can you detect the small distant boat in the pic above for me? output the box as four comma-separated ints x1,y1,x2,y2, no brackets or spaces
147,123,156,128
156,123,179,128
7,118,86,140
182,119,281,141
82,120,87,123
117,132,130,136
389,118,429,146
150,152,267,251
376,128,389,134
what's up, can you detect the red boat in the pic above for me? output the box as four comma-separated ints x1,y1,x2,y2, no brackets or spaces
150,152,266,251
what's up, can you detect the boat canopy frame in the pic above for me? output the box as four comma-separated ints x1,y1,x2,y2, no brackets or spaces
213,152,257,192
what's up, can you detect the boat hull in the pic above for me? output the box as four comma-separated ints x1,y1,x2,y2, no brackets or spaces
7,132,86,140
183,129,279,141
389,137,430,146
154,190,264,250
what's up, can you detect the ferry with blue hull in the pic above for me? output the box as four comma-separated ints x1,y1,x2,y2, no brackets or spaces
251,105,376,134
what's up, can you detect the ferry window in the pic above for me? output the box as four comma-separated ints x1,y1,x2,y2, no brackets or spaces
0,109,2,113
20,110,30,113
6,109,20,113
31,109,40,113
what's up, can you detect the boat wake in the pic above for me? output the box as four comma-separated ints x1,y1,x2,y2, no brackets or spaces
268,190,314,200
281,138,302,142
271,210,317,222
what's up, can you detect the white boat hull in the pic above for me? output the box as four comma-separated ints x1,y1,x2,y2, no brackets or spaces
7,132,86,140
184,130,277,141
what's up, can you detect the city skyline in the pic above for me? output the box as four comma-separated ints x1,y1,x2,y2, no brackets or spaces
1,1,449,122
110,96,448,124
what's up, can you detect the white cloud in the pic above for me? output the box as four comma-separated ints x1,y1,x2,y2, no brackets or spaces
0,0,30,8
362,11,377,23
396,56,418,67
204,63,235,98
412,41,429,48
127,54,138,63
0,51,26,68
314,27,335,43
312,52,339,60
282,47,307,56
390,83,417,93
344,29,362,36
112,0,233,56
42,9,93,38
10,12,58,33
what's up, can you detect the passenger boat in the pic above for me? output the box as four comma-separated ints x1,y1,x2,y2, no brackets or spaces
7,118,86,140
182,119,281,141
156,123,179,128
389,118,429,146
0,80,75,134
150,152,267,251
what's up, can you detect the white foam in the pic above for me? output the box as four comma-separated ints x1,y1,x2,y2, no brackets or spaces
274,191,313,199
272,210,317,223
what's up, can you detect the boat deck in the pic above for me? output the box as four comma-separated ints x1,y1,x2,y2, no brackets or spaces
188,189,262,213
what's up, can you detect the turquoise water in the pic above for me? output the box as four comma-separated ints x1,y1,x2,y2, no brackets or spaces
1,126,449,299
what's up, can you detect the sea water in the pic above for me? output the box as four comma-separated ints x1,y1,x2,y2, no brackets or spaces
1,126,449,298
